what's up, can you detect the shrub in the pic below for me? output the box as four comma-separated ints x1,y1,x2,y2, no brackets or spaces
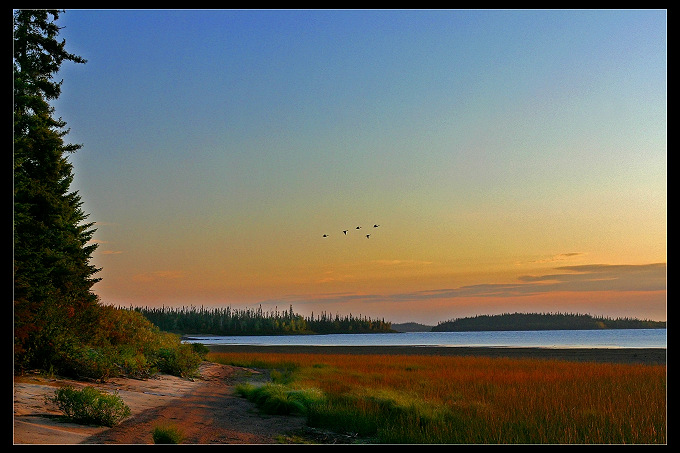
15,304,205,381
152,424,184,444
154,344,202,378
190,342,210,359
116,346,155,379
48,385,131,427
55,344,117,382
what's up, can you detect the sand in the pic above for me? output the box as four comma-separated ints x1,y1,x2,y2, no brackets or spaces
13,361,307,445
13,345,666,444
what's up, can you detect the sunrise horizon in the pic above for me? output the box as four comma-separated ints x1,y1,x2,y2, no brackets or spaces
52,9,665,326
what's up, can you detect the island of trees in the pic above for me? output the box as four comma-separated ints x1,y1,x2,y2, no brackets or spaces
431,312,666,332
134,308,665,336
134,305,394,336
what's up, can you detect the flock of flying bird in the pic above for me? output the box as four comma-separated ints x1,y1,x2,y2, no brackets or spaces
323,224,380,239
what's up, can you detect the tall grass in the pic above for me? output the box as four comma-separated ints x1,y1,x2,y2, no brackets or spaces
209,352,666,444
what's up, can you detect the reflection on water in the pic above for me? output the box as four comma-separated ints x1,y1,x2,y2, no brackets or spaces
184,329,666,349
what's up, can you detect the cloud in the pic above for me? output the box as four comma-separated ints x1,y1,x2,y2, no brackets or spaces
132,270,185,283
409,263,666,299
517,263,667,291
91,239,123,254
520,252,586,265
258,291,384,308
371,260,434,266
317,271,358,283
267,263,666,306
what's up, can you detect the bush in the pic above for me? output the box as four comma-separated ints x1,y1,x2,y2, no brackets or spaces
154,343,203,378
48,385,131,427
190,342,210,359
55,344,117,382
117,346,155,379
152,424,184,444
16,305,205,381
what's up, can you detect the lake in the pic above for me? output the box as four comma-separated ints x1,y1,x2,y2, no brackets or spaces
184,328,666,349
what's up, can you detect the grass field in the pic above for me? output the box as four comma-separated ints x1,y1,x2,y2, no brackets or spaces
208,351,666,444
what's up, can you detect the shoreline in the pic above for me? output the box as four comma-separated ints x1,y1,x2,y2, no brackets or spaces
205,344,666,365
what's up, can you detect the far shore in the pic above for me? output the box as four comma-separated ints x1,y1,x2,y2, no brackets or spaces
205,344,666,365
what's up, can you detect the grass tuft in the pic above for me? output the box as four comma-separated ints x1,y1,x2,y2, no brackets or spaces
236,382,325,415
152,424,184,444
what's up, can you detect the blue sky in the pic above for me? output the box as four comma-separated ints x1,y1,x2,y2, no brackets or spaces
51,9,666,324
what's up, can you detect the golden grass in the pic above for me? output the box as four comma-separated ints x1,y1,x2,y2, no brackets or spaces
209,352,666,444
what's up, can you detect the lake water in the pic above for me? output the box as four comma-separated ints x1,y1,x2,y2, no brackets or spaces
184,328,666,349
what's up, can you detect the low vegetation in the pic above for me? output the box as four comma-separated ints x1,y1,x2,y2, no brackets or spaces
152,424,185,444
47,385,131,427
17,304,208,382
211,352,666,444
235,383,326,416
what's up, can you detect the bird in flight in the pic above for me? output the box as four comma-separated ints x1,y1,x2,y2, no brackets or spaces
320,224,379,239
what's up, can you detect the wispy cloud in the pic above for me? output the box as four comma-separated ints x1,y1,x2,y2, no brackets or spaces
403,263,666,300
317,272,356,283
267,263,666,306
315,260,434,283
132,270,185,283
371,260,434,266
518,252,586,265
91,239,123,254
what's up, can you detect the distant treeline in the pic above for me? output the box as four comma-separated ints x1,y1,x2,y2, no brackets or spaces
432,312,666,332
132,305,393,336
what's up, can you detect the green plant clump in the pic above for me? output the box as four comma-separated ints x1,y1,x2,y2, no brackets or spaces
48,385,131,427
152,424,185,444
236,382,326,416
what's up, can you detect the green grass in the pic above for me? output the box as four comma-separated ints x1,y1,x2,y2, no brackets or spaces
235,382,326,416
152,424,185,444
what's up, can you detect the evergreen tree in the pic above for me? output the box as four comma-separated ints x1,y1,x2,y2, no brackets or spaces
14,10,100,371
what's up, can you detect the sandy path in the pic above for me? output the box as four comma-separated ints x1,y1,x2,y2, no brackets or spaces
14,362,306,445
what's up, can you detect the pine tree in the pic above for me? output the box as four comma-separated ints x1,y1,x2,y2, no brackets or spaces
14,10,100,371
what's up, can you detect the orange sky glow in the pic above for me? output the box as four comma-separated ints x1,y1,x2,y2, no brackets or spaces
55,10,666,325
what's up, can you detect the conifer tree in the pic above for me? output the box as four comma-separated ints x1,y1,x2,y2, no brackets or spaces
14,10,100,371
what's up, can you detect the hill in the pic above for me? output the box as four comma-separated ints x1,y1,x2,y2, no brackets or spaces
391,322,433,332
431,312,666,332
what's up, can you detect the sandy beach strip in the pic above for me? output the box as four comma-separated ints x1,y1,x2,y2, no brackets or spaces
206,344,666,365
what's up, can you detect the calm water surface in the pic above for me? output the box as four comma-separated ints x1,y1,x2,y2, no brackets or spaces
185,329,666,349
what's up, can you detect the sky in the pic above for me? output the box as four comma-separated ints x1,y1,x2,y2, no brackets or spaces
51,9,666,325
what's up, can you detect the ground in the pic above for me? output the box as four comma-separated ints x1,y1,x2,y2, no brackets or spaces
14,345,665,445
13,362,321,445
